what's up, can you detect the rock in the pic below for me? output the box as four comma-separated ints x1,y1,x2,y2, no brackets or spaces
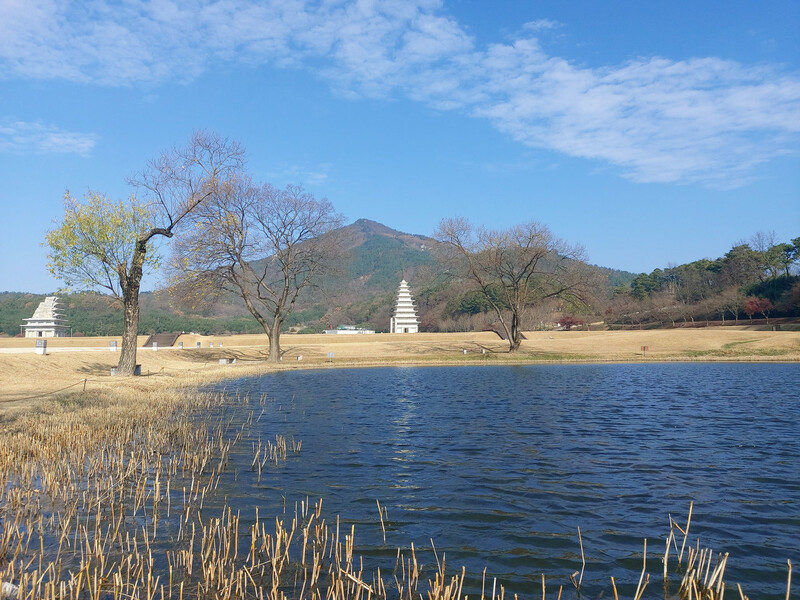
1,582,19,600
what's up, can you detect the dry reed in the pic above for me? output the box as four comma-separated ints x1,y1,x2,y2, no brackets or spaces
0,389,794,600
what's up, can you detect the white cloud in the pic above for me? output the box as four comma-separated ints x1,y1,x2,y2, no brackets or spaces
266,162,333,187
522,19,560,32
0,121,96,155
470,51,800,186
1,0,798,186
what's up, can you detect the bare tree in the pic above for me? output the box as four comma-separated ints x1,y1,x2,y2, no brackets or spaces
749,230,777,254
47,132,244,375
718,286,745,324
651,291,679,327
171,177,344,361
434,218,590,351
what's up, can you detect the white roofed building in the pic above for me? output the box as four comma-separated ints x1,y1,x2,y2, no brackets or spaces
324,325,375,335
21,296,70,338
390,279,419,333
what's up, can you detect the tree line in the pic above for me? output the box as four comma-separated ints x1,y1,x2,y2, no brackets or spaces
42,132,799,374
604,234,800,328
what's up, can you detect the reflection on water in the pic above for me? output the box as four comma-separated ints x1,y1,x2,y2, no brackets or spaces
214,363,800,599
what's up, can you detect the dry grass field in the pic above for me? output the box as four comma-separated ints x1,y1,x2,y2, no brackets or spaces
0,328,796,600
1,327,799,416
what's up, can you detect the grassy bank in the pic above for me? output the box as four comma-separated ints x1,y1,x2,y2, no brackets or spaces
1,329,796,599
2,328,799,416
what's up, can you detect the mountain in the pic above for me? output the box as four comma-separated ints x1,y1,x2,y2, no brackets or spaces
0,219,635,336
335,218,437,289
279,219,440,332
335,218,434,252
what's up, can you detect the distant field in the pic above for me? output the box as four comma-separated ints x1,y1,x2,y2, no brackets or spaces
2,327,799,416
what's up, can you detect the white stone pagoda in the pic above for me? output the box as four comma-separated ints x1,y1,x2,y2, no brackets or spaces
390,279,419,333
21,296,69,338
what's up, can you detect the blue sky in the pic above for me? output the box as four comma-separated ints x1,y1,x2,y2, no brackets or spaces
1,0,798,293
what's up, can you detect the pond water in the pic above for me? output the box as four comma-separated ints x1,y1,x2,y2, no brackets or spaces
213,363,800,599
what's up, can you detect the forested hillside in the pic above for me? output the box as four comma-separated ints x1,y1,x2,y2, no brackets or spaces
0,291,263,337
0,219,442,336
605,234,800,327
3,222,795,337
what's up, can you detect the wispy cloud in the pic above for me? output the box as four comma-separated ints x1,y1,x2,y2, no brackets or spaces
265,162,333,187
2,0,798,186
522,19,560,32
469,51,800,187
0,120,96,155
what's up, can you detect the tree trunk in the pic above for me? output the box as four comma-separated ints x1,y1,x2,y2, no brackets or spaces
268,320,281,362
509,310,522,352
487,302,513,352
116,240,146,376
117,289,140,375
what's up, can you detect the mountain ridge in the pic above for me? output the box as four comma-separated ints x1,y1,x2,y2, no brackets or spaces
0,218,637,335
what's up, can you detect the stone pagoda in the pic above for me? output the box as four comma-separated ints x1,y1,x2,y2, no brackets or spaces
21,296,69,338
390,279,419,333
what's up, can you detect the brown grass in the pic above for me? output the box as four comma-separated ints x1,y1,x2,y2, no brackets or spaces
1,327,799,417
1,329,796,600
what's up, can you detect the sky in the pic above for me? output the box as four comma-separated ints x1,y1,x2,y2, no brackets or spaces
1,0,799,293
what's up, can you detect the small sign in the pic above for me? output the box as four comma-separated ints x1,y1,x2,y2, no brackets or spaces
210,342,214,348
327,352,334,362
152,341,158,352
178,342,184,349
196,342,201,348
35,339,47,355
641,346,648,356
110,340,117,352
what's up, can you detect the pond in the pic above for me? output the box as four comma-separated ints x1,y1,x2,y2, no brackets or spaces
211,363,799,599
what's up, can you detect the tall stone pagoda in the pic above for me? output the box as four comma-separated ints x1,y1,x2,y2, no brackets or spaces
390,279,419,333
21,296,69,338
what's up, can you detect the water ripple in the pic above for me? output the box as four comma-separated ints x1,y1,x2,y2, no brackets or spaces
215,363,799,600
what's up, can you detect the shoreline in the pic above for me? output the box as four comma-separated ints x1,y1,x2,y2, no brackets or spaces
0,331,797,599
1,327,799,416
3,371,787,600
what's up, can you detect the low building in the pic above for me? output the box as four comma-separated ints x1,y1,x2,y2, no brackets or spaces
323,325,375,335
21,296,69,337
390,279,419,333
